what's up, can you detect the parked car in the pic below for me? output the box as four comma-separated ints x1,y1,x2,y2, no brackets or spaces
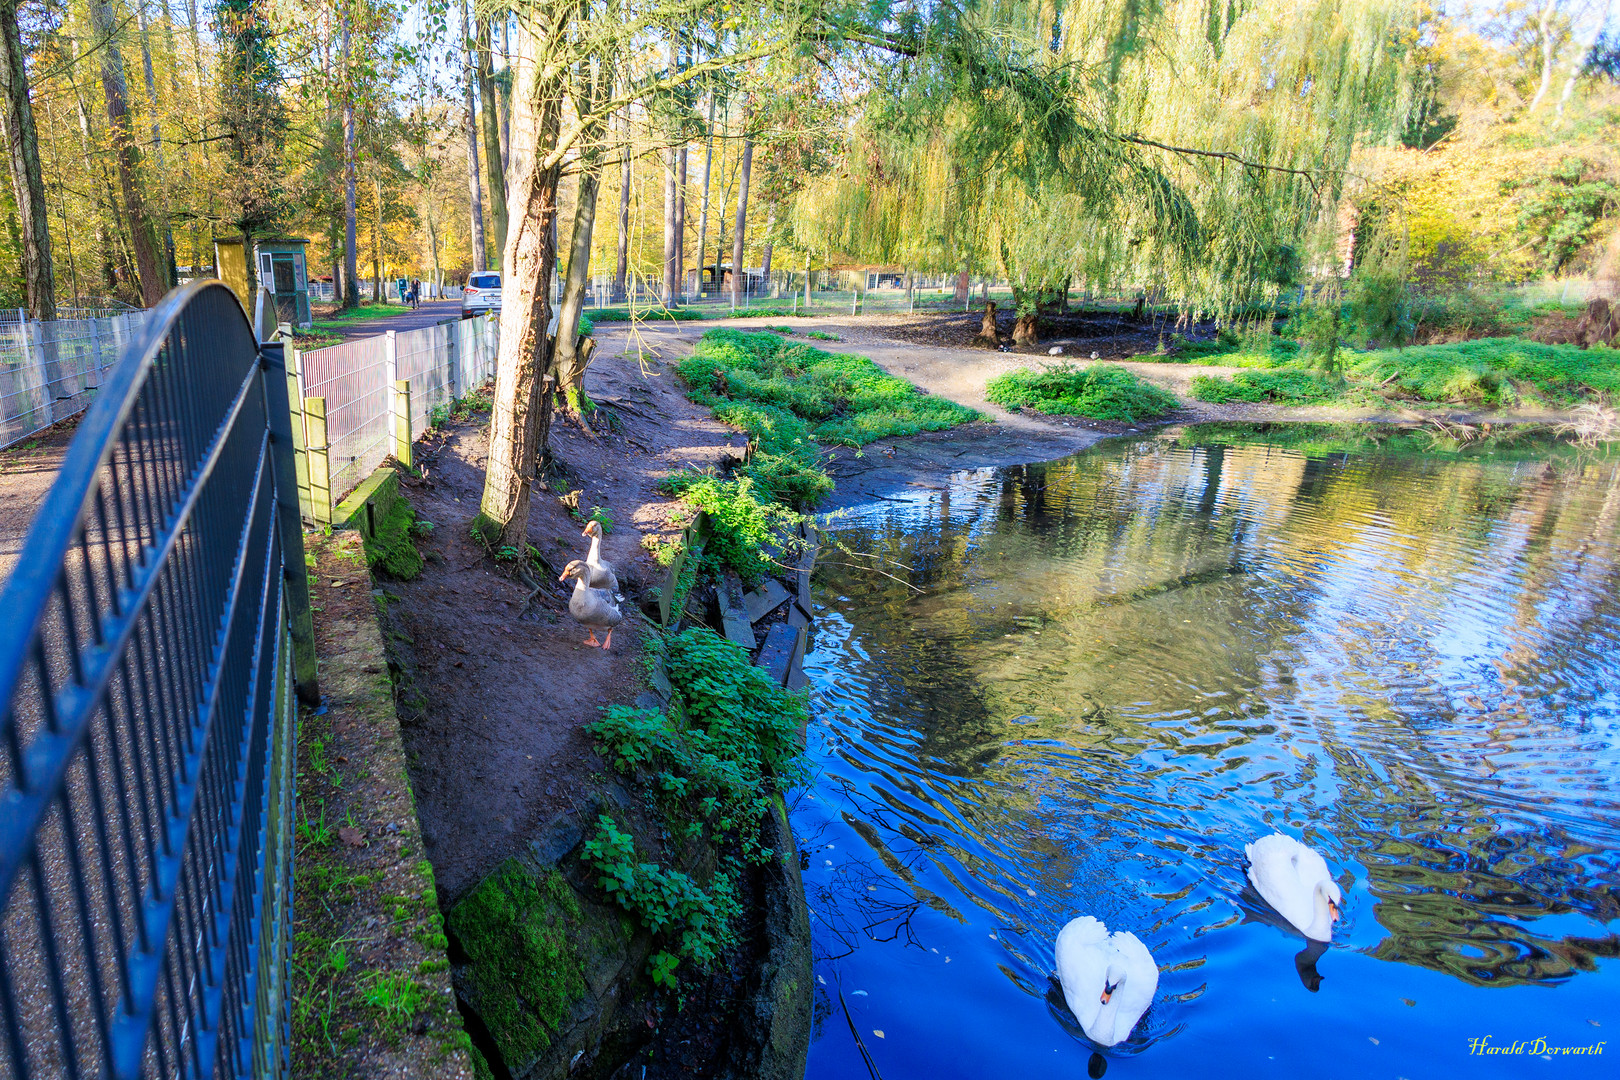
461,272,501,319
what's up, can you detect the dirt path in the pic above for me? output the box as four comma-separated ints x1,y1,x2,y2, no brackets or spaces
0,419,78,588
388,335,750,903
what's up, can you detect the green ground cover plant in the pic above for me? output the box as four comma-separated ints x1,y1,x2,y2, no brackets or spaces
658,474,808,579
986,363,1179,421
673,329,977,513
684,328,979,447
1189,369,1346,405
1346,338,1620,407
585,306,708,322
585,627,808,988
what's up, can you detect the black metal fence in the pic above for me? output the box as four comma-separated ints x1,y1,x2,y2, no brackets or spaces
0,281,314,1078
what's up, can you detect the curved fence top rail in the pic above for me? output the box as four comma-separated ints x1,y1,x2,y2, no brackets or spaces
0,280,251,722
0,278,298,1080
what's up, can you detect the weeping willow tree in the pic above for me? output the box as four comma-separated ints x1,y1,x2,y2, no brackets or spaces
797,0,1415,340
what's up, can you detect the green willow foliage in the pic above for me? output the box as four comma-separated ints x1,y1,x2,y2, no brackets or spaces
795,0,1415,313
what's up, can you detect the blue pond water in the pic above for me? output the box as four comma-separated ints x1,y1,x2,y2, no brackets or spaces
793,425,1620,1079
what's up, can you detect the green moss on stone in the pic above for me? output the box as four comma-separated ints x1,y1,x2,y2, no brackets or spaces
365,496,425,579
448,862,587,1071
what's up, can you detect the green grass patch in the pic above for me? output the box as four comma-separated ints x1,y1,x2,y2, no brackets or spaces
585,305,708,323
1346,338,1620,407
659,474,809,580
311,302,410,331
673,329,977,510
806,330,841,341
1189,369,1345,405
684,329,979,448
986,363,1179,421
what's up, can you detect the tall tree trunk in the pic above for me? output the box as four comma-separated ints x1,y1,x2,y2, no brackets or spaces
342,16,359,306
555,163,600,406
134,0,175,281
498,15,511,174
614,134,630,300
0,2,57,319
73,82,118,296
557,42,609,402
661,43,678,300
157,0,197,269
463,0,486,271
89,0,166,307
760,209,775,279
372,175,383,297
730,127,753,305
676,146,688,298
475,19,563,552
695,90,715,296
1528,0,1558,112
478,16,507,264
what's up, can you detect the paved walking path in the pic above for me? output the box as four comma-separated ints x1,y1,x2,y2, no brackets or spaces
333,298,464,341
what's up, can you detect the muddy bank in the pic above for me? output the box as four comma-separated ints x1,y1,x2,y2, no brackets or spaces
377,335,812,1079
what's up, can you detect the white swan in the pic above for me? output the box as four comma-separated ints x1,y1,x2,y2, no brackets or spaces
1245,832,1341,942
1055,916,1158,1048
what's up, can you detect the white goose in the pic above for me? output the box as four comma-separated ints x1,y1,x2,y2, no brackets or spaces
581,519,619,594
1055,916,1158,1048
1245,832,1341,942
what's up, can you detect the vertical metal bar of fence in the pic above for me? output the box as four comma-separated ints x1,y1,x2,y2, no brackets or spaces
0,279,301,1078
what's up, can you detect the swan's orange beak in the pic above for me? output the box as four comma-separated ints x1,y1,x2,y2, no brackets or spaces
558,571,568,582
1099,989,1112,1004
1329,901,1340,922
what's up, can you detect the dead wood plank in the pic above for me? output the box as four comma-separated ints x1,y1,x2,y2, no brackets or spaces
744,579,790,623
717,571,755,649
785,626,809,693
794,522,819,608
755,623,798,686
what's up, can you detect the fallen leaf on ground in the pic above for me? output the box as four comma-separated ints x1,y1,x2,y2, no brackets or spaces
338,827,365,847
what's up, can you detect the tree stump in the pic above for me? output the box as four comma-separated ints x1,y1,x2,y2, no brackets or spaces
977,301,1001,346
1575,297,1617,347
1012,313,1039,346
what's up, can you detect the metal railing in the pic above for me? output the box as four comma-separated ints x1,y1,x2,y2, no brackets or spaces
0,280,315,1078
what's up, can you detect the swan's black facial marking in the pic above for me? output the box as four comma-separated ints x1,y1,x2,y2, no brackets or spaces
1101,978,1120,1004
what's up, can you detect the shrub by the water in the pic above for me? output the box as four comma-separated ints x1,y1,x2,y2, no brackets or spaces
585,628,807,986
985,363,1179,421
1346,337,1620,406
1189,369,1345,405
657,474,807,580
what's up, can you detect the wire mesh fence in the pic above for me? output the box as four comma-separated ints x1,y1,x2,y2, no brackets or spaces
0,313,150,450
0,280,304,1078
296,314,499,504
